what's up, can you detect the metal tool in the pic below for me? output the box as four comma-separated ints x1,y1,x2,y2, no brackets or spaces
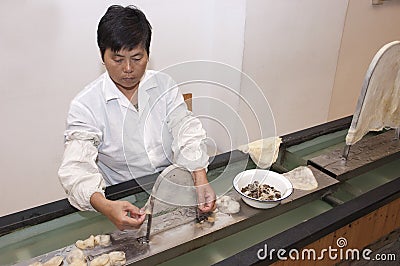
342,145,351,160
195,208,211,224
137,165,196,244
137,188,157,244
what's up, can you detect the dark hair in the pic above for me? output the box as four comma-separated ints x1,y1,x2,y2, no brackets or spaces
97,5,152,60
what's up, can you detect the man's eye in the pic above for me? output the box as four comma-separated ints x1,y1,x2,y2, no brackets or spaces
133,57,142,62
114,59,123,63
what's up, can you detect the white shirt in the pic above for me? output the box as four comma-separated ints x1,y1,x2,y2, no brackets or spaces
58,70,209,211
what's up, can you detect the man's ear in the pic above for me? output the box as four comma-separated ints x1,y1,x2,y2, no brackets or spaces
100,49,105,62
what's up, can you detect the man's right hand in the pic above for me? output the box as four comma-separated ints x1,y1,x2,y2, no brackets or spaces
90,192,146,230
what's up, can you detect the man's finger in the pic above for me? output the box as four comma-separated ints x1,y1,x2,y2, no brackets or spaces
122,215,146,229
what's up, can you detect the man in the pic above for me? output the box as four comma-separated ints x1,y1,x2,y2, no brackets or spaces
58,5,216,230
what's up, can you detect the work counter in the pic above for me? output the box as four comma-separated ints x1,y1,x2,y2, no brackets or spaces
1,116,399,265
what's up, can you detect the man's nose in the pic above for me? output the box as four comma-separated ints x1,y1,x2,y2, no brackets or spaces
123,61,133,73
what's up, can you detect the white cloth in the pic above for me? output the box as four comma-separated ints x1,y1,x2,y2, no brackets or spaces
237,137,282,169
346,41,400,145
58,70,209,211
282,166,318,191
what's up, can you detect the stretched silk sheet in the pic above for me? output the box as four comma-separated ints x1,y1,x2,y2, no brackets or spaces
238,137,282,169
346,41,400,145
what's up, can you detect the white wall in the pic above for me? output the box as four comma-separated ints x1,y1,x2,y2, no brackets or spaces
328,0,400,120
143,0,246,153
241,0,349,136
0,0,114,216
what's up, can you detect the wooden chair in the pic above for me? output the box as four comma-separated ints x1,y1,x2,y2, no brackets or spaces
182,92,220,156
183,93,192,111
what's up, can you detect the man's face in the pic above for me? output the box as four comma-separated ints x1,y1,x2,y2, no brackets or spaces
103,46,148,94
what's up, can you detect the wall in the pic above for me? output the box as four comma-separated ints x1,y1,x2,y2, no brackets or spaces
144,0,246,153
0,0,112,216
241,0,348,136
328,0,400,120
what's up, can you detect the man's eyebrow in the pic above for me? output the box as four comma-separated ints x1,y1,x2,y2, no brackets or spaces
113,52,143,57
130,52,144,57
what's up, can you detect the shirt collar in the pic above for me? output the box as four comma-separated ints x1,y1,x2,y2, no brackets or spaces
103,73,120,102
102,70,158,103
139,71,158,91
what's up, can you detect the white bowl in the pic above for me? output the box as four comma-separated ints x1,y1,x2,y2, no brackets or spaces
233,169,293,209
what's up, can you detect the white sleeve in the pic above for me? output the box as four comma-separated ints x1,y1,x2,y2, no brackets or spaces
58,101,106,211
165,78,209,171
58,132,106,211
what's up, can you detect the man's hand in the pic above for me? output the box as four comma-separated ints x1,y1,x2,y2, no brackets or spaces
192,169,216,213
90,192,146,230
